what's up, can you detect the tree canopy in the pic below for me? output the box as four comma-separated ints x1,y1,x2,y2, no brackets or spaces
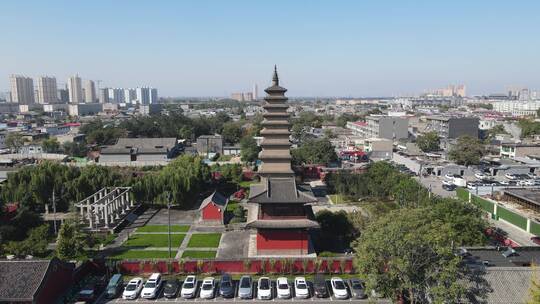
448,135,485,166
355,199,488,303
292,138,338,165
416,131,440,152
240,136,260,163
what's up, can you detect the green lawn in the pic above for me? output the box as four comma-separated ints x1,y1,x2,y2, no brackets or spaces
136,225,190,233
109,250,173,259
181,250,217,259
187,233,222,248
123,233,185,248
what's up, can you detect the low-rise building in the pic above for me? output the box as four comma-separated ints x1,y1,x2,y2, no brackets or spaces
363,138,393,160
99,137,183,165
0,258,75,304
425,116,479,139
500,142,540,159
346,115,408,140
199,191,228,224
68,103,103,116
196,135,223,156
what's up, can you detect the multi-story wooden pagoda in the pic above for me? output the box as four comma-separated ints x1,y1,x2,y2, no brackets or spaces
246,66,319,257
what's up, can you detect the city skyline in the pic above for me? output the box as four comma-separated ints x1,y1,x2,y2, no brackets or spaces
1,1,540,97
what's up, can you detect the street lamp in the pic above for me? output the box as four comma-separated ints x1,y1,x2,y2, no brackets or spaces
167,191,172,259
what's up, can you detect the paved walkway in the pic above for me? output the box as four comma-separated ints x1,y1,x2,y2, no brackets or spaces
489,218,539,247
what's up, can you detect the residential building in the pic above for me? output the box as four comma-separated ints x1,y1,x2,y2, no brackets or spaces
150,88,158,104
196,135,223,156
67,75,83,103
9,75,34,104
244,92,253,101
346,121,368,136
246,67,318,257
493,101,540,116
135,87,157,104
231,92,244,101
99,88,109,103
123,88,136,103
58,88,69,103
139,104,163,115
36,76,58,104
253,84,258,100
84,79,96,103
68,103,102,116
99,137,183,164
362,115,409,140
364,138,393,160
500,142,540,159
425,116,479,139
108,88,124,103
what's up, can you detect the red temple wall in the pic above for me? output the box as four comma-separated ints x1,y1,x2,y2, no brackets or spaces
257,230,308,250
202,202,223,221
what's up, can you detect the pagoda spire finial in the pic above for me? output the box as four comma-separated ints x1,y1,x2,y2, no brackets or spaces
272,65,279,86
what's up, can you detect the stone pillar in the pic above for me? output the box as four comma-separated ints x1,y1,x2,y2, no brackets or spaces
104,205,109,226
88,207,93,229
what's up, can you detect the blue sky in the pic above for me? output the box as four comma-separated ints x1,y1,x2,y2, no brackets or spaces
1,0,539,97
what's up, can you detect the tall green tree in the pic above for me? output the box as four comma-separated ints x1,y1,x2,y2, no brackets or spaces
416,131,440,152
3,224,49,257
240,136,260,163
41,137,60,153
221,122,243,144
355,202,487,303
292,138,338,165
448,135,485,166
56,219,88,260
5,132,26,151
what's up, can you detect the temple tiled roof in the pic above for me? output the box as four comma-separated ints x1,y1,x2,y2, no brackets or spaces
249,178,316,204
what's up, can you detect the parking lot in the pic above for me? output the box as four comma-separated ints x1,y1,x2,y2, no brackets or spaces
96,278,390,304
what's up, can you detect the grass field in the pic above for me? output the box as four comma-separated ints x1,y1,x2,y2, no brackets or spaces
181,250,217,259
187,233,222,248
124,233,185,248
109,250,173,259
135,225,190,233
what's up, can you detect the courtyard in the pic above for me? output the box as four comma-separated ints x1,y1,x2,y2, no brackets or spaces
107,208,249,260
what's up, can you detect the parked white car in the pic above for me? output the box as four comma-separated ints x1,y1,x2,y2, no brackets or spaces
181,276,198,299
294,277,309,299
331,277,349,299
122,277,144,300
200,277,215,299
442,180,454,186
276,277,291,299
505,173,518,180
475,172,491,180
444,173,456,179
257,277,272,300
141,273,162,299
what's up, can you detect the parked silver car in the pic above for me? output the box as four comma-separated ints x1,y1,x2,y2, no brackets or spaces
238,275,253,299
